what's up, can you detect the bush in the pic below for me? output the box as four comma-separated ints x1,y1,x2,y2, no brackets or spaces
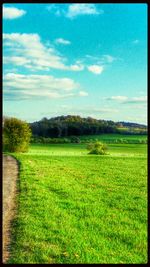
87,141,108,155
70,136,81,143
3,117,31,152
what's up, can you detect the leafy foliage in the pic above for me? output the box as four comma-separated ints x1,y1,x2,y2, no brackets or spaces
87,141,108,155
30,115,118,138
3,117,31,152
30,115,147,139
30,134,147,145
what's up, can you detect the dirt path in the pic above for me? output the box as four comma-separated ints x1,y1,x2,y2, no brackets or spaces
3,155,19,263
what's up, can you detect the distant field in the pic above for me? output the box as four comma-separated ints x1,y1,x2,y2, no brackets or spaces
7,142,147,264
79,133,147,143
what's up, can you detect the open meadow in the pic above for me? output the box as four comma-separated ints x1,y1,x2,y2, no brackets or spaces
6,137,148,264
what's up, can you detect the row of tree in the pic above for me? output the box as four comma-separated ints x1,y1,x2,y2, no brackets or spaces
30,115,119,138
30,115,147,138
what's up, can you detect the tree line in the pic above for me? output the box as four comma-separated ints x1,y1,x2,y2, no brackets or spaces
3,116,147,152
30,115,122,138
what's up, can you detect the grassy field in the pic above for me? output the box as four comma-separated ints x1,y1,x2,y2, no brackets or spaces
79,133,147,143
6,141,147,264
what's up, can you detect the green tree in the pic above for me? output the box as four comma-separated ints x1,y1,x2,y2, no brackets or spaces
87,141,108,155
3,117,31,152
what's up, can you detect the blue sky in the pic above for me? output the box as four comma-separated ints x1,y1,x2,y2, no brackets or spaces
3,3,147,124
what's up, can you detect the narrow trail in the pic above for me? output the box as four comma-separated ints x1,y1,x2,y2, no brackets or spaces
3,155,19,263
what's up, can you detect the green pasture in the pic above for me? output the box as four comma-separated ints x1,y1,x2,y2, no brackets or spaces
79,133,147,143
28,143,147,157
6,141,147,264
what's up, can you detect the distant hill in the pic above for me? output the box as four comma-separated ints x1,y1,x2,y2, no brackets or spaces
29,115,147,138
117,121,147,129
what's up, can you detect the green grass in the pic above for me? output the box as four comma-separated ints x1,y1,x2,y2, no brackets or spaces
7,142,147,264
28,143,147,157
79,133,147,143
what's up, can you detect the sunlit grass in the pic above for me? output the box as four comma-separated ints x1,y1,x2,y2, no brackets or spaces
8,143,147,264
28,143,147,157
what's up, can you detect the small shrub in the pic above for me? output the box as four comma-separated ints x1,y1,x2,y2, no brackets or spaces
87,141,108,155
70,136,81,143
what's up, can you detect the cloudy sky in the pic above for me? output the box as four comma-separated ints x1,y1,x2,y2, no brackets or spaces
3,3,147,124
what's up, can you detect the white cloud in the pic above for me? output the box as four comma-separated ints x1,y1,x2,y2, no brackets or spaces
3,33,66,70
3,56,31,66
3,33,115,76
125,96,147,104
66,4,103,18
3,33,84,72
4,73,77,100
46,4,65,16
3,73,88,101
106,95,147,104
3,6,26,19
85,54,118,66
87,65,104,74
55,38,71,45
47,4,103,18
78,91,88,96
107,96,128,101
69,64,84,71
